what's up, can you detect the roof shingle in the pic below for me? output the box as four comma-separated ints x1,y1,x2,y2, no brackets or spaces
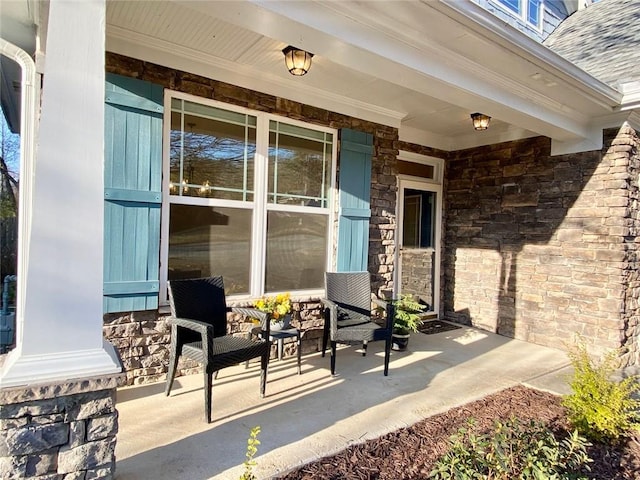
543,0,640,88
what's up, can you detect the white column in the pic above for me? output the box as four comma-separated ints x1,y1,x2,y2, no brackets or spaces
0,0,120,387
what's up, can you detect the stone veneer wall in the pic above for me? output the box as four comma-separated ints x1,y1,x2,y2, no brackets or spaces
400,249,435,308
104,52,399,385
444,125,639,365
104,301,326,385
0,374,122,479
618,124,640,367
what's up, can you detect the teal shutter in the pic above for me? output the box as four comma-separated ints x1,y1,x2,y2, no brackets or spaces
336,129,373,272
104,74,163,313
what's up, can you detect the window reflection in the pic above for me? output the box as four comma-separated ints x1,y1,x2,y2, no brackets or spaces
170,101,255,201
265,211,328,291
168,204,252,295
166,97,334,299
268,121,332,207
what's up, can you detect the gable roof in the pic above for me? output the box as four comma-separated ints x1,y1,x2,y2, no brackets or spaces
543,0,640,89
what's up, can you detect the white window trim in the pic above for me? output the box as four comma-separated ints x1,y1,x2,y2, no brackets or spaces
160,90,337,305
491,0,544,31
398,150,444,184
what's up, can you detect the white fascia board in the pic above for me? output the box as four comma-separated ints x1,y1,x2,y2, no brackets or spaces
106,27,404,129
436,0,621,107
399,126,452,151
401,123,539,152
550,132,602,156
625,111,640,132
550,110,640,156
239,1,606,142
619,81,640,111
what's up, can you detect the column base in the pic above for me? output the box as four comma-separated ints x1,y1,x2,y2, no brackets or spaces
0,371,123,479
0,340,122,388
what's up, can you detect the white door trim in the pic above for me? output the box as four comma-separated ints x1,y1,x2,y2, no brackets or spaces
395,165,443,316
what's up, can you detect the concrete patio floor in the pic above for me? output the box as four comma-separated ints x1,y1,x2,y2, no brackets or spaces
114,323,573,480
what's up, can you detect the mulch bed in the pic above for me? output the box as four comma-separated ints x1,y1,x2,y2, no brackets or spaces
276,385,640,479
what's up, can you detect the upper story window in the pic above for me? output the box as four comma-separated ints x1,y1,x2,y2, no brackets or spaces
162,93,336,300
495,0,543,28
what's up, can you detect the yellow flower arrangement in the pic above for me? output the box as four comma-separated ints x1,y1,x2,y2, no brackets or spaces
253,292,292,321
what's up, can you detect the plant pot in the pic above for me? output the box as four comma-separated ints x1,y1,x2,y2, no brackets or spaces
270,314,291,331
392,332,410,351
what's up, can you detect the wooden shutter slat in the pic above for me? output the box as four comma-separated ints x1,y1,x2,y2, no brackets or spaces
104,73,163,313
336,128,373,272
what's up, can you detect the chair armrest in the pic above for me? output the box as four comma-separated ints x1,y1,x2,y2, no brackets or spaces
168,316,216,357
320,297,337,309
372,298,394,330
320,298,339,334
168,316,214,336
372,298,388,309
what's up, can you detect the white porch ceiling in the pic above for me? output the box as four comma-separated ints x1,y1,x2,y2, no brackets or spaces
2,0,624,153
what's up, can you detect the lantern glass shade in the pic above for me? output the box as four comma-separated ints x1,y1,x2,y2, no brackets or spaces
471,113,491,131
282,46,314,76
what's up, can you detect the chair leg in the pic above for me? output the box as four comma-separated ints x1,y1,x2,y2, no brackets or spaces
245,330,252,369
296,331,302,375
165,342,179,396
260,353,268,397
330,341,337,375
205,371,213,423
362,341,368,357
321,318,329,357
384,335,392,376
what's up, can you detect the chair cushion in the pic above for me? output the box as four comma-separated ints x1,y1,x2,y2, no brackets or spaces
334,321,388,343
336,306,372,328
183,335,270,372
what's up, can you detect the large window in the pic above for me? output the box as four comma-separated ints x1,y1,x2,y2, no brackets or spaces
162,93,335,299
495,0,542,28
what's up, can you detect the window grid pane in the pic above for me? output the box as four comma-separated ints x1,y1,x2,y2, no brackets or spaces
167,96,335,299
527,0,541,25
497,0,520,13
170,101,256,201
268,121,333,208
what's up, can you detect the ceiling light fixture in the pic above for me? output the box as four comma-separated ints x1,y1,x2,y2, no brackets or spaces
470,112,491,131
282,46,314,76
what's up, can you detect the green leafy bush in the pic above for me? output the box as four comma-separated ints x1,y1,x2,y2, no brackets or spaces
562,341,640,442
392,294,425,334
239,425,261,480
430,417,592,480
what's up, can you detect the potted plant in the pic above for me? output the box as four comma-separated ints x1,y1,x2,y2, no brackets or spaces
253,292,292,331
391,294,425,351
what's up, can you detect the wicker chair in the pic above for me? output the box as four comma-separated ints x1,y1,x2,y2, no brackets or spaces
165,276,271,423
321,271,394,376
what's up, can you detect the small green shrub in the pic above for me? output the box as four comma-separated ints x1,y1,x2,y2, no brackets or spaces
392,294,426,334
429,417,592,480
239,425,261,480
562,341,640,442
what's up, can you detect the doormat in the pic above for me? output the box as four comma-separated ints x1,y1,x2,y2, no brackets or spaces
418,320,462,335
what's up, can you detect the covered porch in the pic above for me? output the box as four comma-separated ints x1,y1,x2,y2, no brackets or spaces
1,1,638,478
114,324,571,479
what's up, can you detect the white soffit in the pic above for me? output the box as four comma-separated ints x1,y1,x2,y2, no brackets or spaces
239,1,615,143
106,27,405,130
104,0,622,153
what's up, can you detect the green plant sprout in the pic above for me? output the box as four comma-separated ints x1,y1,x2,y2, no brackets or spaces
239,425,261,480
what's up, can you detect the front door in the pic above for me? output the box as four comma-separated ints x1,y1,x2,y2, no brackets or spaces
395,166,442,316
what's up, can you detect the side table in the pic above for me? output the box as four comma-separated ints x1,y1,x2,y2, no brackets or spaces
249,326,302,375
